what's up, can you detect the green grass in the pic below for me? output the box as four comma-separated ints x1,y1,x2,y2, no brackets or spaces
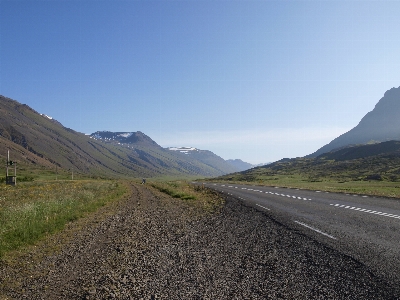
0,180,126,258
150,181,224,212
213,172,400,198
151,181,196,200
211,155,400,198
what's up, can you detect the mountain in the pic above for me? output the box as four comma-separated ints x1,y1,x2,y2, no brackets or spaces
225,159,254,171
166,147,258,172
317,140,400,161
0,95,238,178
167,147,238,174
310,86,400,157
91,131,159,146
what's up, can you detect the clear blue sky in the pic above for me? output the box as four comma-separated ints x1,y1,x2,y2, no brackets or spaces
1,0,399,164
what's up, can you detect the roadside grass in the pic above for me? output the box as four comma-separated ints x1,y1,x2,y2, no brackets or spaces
0,180,126,258
212,156,400,199
150,181,224,212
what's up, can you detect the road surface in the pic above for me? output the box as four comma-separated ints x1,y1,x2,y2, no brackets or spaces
197,182,400,289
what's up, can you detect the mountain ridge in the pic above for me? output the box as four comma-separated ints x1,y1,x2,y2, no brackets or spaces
309,86,400,157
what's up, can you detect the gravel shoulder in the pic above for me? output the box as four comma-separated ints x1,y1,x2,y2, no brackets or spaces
0,183,398,299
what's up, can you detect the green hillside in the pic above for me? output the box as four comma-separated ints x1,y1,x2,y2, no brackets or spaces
213,141,400,197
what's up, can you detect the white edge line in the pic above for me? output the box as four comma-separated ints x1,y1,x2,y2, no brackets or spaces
294,221,336,240
256,204,270,211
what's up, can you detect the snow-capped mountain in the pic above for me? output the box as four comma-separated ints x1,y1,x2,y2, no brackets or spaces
90,131,160,146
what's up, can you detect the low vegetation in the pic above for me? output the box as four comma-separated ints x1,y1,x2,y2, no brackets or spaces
0,180,126,258
150,181,224,213
214,156,400,198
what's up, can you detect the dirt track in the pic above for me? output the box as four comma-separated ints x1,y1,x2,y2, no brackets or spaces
0,183,398,299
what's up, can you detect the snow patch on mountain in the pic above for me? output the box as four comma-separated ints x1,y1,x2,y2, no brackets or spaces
168,147,198,154
118,132,134,138
41,114,53,120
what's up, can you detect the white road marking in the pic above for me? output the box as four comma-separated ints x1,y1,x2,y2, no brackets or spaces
330,204,400,219
256,204,270,211
294,221,336,240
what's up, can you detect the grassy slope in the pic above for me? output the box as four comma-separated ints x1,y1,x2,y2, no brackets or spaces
213,153,400,198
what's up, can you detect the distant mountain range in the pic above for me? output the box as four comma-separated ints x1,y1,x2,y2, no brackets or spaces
225,159,255,172
167,147,265,173
166,146,238,174
0,95,250,178
310,86,400,157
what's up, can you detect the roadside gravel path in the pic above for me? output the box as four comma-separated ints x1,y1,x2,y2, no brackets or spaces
1,183,398,299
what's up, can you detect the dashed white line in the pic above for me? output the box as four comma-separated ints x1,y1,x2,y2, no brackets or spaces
294,221,336,240
215,185,313,201
330,204,400,219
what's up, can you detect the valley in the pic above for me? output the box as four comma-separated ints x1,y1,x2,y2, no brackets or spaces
1,86,400,298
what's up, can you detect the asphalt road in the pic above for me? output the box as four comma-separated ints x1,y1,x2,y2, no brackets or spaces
196,182,400,290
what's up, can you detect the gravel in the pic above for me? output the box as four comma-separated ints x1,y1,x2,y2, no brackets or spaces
1,183,398,299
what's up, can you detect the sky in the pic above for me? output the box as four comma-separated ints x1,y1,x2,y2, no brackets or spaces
1,0,400,164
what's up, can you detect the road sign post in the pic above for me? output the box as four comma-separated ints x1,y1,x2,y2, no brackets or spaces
6,150,17,186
